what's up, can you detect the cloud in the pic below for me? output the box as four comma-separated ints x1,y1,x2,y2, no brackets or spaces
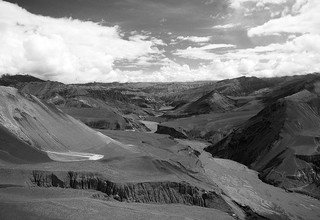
176,36,212,43
204,0,216,5
229,0,288,9
174,44,236,60
208,33,320,78
169,33,320,80
212,23,240,29
107,58,244,83
112,0,319,82
248,0,319,36
0,1,160,83
0,0,318,83
109,32,320,82
150,37,167,46
218,0,319,79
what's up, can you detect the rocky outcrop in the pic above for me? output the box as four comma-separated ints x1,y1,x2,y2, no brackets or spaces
156,124,188,139
30,170,233,215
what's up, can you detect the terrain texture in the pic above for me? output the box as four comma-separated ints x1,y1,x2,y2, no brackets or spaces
1,73,320,219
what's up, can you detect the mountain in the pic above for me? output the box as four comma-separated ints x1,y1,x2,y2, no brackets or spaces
156,110,258,143
164,91,237,118
156,77,272,139
0,74,44,87
1,78,151,131
162,76,273,106
260,73,320,103
2,74,320,219
0,86,129,163
205,97,320,199
160,76,276,119
0,85,247,219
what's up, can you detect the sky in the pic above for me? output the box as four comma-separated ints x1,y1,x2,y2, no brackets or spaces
0,0,319,83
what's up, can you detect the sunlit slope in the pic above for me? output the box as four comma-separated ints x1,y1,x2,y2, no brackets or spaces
0,86,134,163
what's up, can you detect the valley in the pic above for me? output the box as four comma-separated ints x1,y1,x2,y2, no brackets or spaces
0,74,320,219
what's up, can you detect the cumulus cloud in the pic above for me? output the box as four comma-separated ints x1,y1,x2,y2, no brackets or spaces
150,37,167,46
0,1,160,83
248,0,320,36
171,32,320,80
176,36,212,43
174,44,236,60
0,0,318,83
206,0,317,80
214,34,320,77
230,0,288,9
212,23,240,29
112,34,320,82
136,0,320,81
